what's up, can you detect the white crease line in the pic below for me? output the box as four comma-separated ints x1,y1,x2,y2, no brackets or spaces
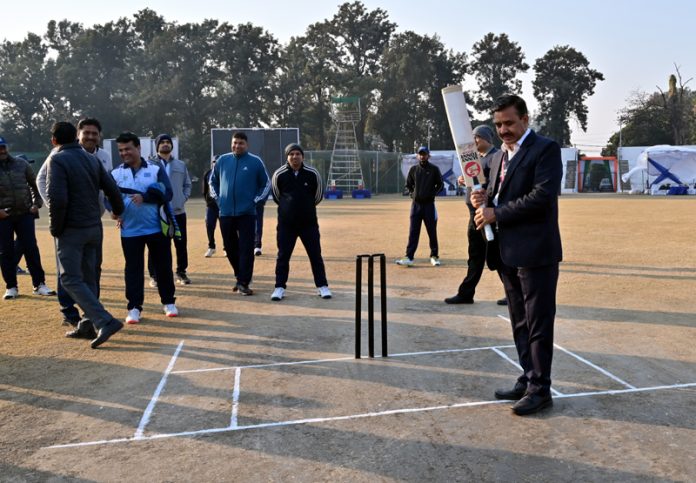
171,345,517,375
46,381,696,449
133,341,184,439
230,368,241,428
490,347,563,397
554,343,636,390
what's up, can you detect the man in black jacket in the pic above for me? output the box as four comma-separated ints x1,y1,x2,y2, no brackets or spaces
202,157,219,257
46,122,126,349
269,143,330,301
396,146,444,267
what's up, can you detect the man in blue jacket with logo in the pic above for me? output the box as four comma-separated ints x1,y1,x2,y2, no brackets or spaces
209,132,270,295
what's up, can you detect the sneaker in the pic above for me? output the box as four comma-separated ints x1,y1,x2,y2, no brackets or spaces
271,287,285,301
430,256,441,266
236,283,253,296
16,266,27,275
204,248,216,258
3,287,18,300
318,286,332,299
125,308,141,324
254,248,262,256
176,273,191,285
33,283,57,296
395,257,414,266
149,277,157,288
163,304,178,317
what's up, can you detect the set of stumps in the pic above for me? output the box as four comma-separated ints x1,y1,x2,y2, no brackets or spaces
355,254,387,359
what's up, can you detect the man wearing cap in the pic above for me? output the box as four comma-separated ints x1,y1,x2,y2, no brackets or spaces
46,121,125,348
111,132,177,324
445,125,506,306
209,132,270,295
202,157,219,258
396,146,444,267
0,136,56,300
148,134,192,286
269,143,331,301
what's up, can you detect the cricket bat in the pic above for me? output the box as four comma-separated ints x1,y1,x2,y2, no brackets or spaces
441,84,494,241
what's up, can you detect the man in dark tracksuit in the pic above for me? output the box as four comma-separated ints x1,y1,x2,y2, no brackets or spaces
396,146,444,267
445,125,506,305
46,122,126,348
202,158,219,257
270,143,331,301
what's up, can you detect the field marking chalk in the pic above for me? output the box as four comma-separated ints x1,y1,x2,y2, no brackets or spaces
490,347,563,397
133,340,185,439
46,381,696,450
554,343,636,389
230,368,241,428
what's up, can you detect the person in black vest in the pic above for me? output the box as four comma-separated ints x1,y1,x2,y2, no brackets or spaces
396,146,444,267
269,143,331,301
472,95,563,416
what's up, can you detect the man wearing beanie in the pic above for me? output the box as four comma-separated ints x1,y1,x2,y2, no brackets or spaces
209,132,270,295
148,134,192,286
269,143,331,301
445,124,506,305
395,146,444,267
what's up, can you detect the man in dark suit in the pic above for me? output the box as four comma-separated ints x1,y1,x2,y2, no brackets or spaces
471,95,562,416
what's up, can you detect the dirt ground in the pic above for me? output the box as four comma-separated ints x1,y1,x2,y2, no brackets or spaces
1,194,695,482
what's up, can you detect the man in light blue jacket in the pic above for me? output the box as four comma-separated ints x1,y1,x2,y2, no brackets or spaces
209,132,270,295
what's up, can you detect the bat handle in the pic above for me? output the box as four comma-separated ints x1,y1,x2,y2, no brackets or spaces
472,182,495,242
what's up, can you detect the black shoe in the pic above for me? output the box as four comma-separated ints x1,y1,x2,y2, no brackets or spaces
66,319,98,339
90,319,124,349
176,273,191,285
494,381,528,400
512,392,553,416
237,283,253,296
496,297,508,306
444,294,474,304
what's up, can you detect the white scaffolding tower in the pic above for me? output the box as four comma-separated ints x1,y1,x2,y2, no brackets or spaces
328,96,365,193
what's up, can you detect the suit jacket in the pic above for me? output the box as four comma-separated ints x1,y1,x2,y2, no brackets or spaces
485,130,562,269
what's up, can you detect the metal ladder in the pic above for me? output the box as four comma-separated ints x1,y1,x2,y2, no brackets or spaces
328,96,364,192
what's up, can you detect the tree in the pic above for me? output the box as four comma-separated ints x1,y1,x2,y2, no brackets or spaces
656,66,694,145
532,45,604,146
372,31,466,151
469,33,528,114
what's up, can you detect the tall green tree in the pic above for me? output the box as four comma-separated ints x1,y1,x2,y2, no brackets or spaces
0,33,56,150
532,45,604,146
469,33,528,114
372,31,466,151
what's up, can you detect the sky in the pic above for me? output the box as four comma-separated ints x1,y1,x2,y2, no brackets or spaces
4,0,696,154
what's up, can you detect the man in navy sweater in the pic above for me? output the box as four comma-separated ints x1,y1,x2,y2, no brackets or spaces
269,143,331,301
209,132,270,295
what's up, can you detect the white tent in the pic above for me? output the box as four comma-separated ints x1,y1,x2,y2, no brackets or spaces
622,145,696,194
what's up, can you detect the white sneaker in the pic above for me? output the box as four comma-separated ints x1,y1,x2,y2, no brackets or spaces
395,257,414,266
204,248,216,258
33,283,57,296
163,304,178,317
254,248,262,256
126,308,141,324
271,287,285,301
430,256,441,266
3,287,18,300
148,277,157,288
318,286,332,299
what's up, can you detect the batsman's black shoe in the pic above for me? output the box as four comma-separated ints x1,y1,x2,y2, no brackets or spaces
496,297,508,306
512,392,553,416
494,381,528,400
237,283,253,296
444,294,474,305
90,319,123,349
66,319,97,340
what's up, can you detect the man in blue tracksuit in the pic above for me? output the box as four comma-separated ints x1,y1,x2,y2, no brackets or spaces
209,132,270,295
111,132,177,324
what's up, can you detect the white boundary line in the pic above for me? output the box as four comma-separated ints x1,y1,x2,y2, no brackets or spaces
230,368,241,428
498,314,637,390
171,345,517,375
133,340,184,439
47,381,696,449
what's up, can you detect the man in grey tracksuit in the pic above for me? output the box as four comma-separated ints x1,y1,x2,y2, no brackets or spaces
148,134,192,285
